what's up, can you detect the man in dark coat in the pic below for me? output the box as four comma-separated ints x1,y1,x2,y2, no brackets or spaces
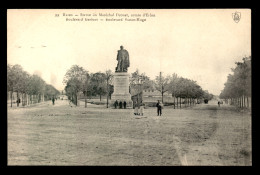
123,101,127,109
52,97,55,105
156,100,162,116
17,98,21,107
119,101,123,109
114,100,118,109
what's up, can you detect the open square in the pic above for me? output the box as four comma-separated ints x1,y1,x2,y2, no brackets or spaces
8,100,251,165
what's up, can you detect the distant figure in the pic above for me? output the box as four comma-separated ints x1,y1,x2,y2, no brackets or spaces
119,101,123,109
156,100,162,116
218,101,220,107
140,101,145,116
114,100,118,109
52,97,55,105
134,101,139,115
17,98,21,107
123,101,127,109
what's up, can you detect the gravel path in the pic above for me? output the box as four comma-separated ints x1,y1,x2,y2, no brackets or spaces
8,100,251,166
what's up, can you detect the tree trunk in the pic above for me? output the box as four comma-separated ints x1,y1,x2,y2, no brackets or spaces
21,93,24,106
17,92,19,107
173,95,175,109
180,98,181,109
100,95,102,102
24,93,26,106
244,95,246,108
242,96,244,108
10,91,13,107
161,92,164,103
76,93,78,106
25,93,27,106
85,95,87,108
106,94,109,108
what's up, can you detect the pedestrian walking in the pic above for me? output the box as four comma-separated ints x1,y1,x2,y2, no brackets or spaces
114,100,118,109
123,101,127,109
156,100,162,116
119,101,122,109
134,101,139,115
218,101,220,107
52,96,55,105
16,98,21,107
140,101,145,116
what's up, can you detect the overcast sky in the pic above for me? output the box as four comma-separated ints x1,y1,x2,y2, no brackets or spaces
7,9,251,95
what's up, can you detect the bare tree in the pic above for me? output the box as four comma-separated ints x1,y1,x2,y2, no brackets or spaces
155,72,171,103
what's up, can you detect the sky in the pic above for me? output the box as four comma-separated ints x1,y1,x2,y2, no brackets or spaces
7,9,251,95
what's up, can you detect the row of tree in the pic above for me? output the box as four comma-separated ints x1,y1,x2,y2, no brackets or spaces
63,65,214,108
63,65,113,108
130,70,213,108
219,56,251,108
7,64,60,107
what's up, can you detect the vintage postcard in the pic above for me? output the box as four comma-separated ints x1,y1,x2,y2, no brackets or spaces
7,9,251,166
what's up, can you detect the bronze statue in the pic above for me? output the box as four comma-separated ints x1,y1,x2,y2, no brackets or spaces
116,46,130,72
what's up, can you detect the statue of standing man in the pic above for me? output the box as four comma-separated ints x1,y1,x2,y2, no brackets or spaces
116,46,130,72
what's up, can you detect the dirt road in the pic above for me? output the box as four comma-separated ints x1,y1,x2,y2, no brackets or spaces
8,100,251,165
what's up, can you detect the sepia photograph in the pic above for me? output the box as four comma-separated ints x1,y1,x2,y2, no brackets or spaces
7,9,251,166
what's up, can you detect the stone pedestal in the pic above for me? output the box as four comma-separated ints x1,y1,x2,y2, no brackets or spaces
110,72,133,108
